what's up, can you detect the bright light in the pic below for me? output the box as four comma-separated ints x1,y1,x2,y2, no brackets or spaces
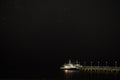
64,66,69,69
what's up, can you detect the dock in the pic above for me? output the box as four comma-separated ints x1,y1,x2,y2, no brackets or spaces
78,66,120,72
61,60,120,72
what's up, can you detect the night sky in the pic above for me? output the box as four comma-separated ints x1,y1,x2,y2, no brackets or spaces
0,0,120,78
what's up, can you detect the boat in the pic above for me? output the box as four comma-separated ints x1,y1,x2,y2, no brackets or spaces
60,60,83,70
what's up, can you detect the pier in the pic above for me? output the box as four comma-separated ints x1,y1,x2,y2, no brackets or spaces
78,66,120,72
61,60,120,72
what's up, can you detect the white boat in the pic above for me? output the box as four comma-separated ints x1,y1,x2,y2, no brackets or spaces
60,60,83,70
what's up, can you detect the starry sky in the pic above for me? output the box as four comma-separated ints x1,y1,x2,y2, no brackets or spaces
0,0,120,77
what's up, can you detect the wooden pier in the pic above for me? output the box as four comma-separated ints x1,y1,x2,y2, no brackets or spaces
78,66,120,72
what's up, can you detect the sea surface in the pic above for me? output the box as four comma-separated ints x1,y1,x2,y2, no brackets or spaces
40,70,120,80
0,68,120,80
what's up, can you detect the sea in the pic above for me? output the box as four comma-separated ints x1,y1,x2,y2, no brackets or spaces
1,59,120,80
38,69,120,80
0,68,120,80
0,66,120,80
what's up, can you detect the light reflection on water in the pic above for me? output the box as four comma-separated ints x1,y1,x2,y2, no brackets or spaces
62,70,120,80
64,70,79,74
64,70,79,80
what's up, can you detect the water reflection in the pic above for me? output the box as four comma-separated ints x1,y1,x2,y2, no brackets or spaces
63,70,120,80
64,70,78,74
63,70,79,80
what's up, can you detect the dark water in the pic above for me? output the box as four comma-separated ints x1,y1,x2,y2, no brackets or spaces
41,70,120,80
